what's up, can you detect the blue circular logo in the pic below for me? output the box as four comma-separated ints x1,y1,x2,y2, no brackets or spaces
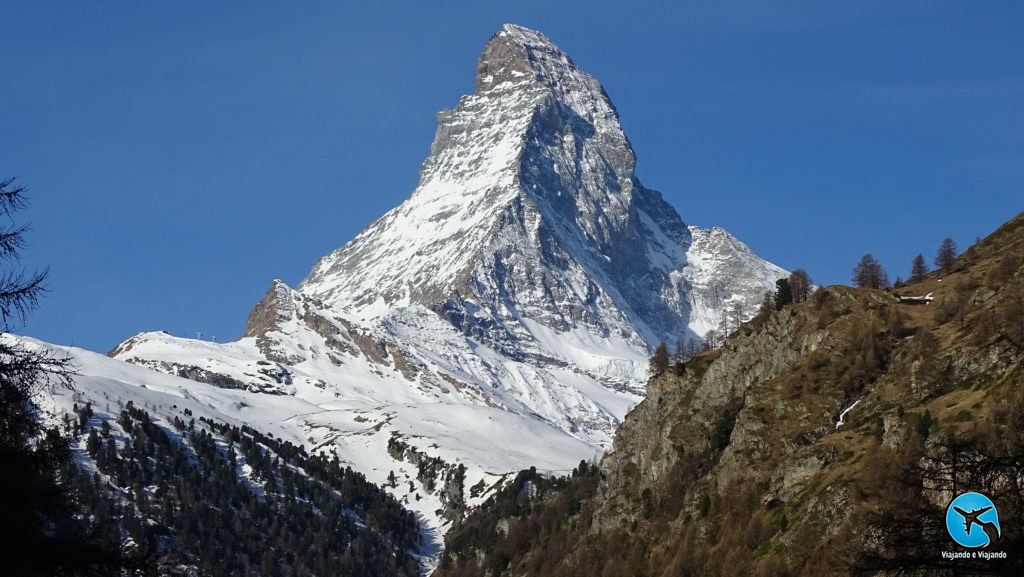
946,492,1001,548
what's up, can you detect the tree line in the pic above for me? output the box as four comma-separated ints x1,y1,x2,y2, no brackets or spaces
651,234,961,375
852,237,959,289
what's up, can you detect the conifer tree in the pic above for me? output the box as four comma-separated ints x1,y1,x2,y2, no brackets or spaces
674,339,686,364
774,278,793,310
935,237,958,274
649,342,670,375
789,269,812,303
910,253,928,282
726,300,746,333
852,254,889,289
702,330,718,351
0,178,127,576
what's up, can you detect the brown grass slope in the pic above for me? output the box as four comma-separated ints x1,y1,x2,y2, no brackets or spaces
434,212,1024,577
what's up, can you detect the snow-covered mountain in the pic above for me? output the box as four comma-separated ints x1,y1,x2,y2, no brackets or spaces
299,24,780,352
52,24,785,550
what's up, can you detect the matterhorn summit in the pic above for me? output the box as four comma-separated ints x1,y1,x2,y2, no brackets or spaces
301,24,780,356
63,24,785,539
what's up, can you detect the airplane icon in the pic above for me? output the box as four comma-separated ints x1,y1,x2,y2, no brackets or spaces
953,506,1001,544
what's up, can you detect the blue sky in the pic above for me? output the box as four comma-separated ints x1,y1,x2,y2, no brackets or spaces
2,1,1021,352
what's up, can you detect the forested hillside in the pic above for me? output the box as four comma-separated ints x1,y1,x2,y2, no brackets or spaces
61,402,421,577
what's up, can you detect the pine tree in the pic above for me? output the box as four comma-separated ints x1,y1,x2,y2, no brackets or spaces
684,338,702,361
0,178,127,576
910,253,928,282
852,254,889,289
702,330,718,351
717,315,730,339
726,300,746,333
674,339,686,364
649,342,670,375
935,237,958,274
774,278,793,310
788,269,812,304
86,428,101,457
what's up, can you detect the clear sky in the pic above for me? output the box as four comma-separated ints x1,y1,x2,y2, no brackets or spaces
2,1,1021,352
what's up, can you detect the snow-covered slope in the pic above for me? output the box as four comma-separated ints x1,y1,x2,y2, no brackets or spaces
112,280,638,448
88,23,785,544
32,335,598,571
683,226,791,336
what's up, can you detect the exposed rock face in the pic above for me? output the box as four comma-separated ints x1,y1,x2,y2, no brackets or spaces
596,290,839,530
388,435,467,523
243,280,306,365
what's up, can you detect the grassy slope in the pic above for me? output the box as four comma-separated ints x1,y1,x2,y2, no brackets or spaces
434,212,1024,577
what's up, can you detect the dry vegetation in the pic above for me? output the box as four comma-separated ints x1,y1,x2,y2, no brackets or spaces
434,213,1024,577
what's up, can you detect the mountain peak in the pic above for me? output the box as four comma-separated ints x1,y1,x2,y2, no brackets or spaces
474,25,620,134
475,25,568,93
498,22,547,40
298,24,783,350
